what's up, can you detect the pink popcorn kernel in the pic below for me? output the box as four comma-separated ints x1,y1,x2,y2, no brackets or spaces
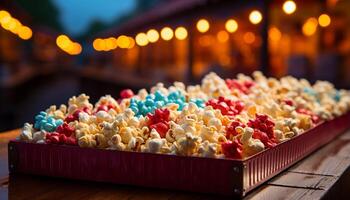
120,89,134,99
206,96,244,117
226,120,246,139
56,123,75,137
296,108,320,124
65,107,90,123
147,108,170,138
225,79,254,94
248,114,277,148
221,139,243,159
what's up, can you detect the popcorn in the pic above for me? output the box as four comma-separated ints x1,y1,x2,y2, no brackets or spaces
34,111,63,132
19,123,34,141
19,71,350,159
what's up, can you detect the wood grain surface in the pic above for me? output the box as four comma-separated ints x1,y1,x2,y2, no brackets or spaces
1,129,350,200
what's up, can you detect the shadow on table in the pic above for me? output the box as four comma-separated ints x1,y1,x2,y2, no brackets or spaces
6,174,231,200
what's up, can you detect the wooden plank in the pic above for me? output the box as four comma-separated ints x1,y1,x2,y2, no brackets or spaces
289,131,350,176
244,184,325,200
268,171,336,190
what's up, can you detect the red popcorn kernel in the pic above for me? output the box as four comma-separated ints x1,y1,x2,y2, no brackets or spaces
66,137,77,145
248,114,277,148
226,120,246,139
225,79,254,94
65,107,90,123
46,132,60,144
296,108,320,124
120,89,134,99
147,108,170,138
283,99,294,106
221,139,243,159
56,123,75,137
96,104,115,112
206,96,244,117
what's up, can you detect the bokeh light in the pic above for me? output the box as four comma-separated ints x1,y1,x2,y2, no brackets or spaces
160,27,174,41
268,27,282,42
217,30,229,43
318,14,331,27
249,10,262,25
196,18,210,33
117,35,130,48
225,19,238,33
302,17,318,36
17,26,32,40
283,1,297,15
135,32,149,46
243,32,255,44
175,27,188,40
146,29,159,43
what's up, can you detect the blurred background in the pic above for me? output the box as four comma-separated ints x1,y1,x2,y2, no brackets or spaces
0,0,350,131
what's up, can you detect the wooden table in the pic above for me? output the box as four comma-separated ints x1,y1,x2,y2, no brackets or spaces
1,129,350,200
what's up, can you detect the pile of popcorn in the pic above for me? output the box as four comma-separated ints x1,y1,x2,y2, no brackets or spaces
19,71,350,159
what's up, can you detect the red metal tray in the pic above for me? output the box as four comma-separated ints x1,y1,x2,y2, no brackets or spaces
8,112,350,197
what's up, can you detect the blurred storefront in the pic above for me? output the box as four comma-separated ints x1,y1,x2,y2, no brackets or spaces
90,0,350,87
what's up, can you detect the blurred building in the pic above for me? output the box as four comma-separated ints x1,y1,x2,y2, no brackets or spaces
89,0,350,88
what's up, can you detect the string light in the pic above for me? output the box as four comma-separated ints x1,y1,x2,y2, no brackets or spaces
268,27,282,42
146,29,159,43
196,19,210,33
175,27,187,40
249,10,262,25
160,27,174,41
135,32,149,46
225,19,238,33
318,14,331,27
283,1,297,15
117,35,130,48
0,10,32,40
302,17,318,36
56,34,82,55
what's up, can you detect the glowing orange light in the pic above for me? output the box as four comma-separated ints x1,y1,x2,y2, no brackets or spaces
18,26,32,40
127,37,135,48
117,35,130,48
196,19,210,33
93,38,105,51
283,1,297,15
160,27,174,41
249,10,262,25
175,27,187,40
57,34,82,55
302,17,318,36
56,35,70,49
135,32,149,46
146,29,159,43
318,14,331,27
268,27,281,42
106,37,118,50
225,19,238,33
243,32,255,44
217,30,229,43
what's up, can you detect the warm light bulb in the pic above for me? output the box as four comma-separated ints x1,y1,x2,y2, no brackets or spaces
93,38,105,51
160,27,174,41
225,19,238,33
117,35,130,48
146,29,159,43
135,32,149,46
175,27,188,40
302,17,318,36
283,1,297,15
196,19,210,33
18,26,32,40
318,14,331,27
249,10,262,25
268,27,282,42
